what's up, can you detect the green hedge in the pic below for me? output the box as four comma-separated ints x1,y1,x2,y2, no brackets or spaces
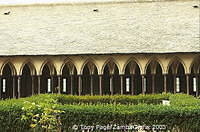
0,94,199,131
56,93,171,105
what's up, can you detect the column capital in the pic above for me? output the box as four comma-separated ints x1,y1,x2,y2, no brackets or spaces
16,75,21,78
57,74,62,77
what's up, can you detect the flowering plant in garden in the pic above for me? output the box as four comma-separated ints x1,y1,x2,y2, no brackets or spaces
21,98,64,131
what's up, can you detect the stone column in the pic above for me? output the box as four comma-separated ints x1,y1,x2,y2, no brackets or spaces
51,76,54,93
131,75,134,95
110,75,113,95
99,75,102,95
17,76,21,98
173,75,176,94
163,74,167,93
70,75,73,95
152,74,155,94
186,74,190,95
78,75,82,96
120,75,123,95
57,75,61,94
38,75,41,94
196,74,199,97
31,75,34,96
142,75,146,94
12,76,16,98
90,75,94,95
0,76,1,99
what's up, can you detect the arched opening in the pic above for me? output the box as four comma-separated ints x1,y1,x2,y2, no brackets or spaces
21,64,32,97
1,63,14,99
167,60,186,93
146,61,163,94
41,63,57,94
190,58,200,96
124,61,142,95
82,66,90,95
102,61,120,95
155,64,163,93
82,63,99,95
61,63,78,95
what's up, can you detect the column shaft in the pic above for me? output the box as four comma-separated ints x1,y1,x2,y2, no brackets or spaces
91,75,94,95
131,75,134,95
110,75,113,95
58,75,61,94
186,74,190,95
99,75,102,95
152,74,155,94
51,76,54,93
13,76,16,98
31,76,34,96
173,75,176,93
38,76,40,94
78,75,82,96
0,76,1,99
70,75,73,95
17,76,21,98
120,75,123,95
142,75,146,94
164,74,167,93
196,75,199,97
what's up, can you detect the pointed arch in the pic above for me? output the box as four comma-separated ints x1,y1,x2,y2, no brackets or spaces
102,58,120,95
60,59,78,95
145,57,164,74
167,56,187,94
122,57,142,74
80,58,99,75
21,63,33,97
101,58,120,75
167,56,186,74
1,61,16,99
145,58,164,94
123,58,142,95
188,55,200,96
60,59,77,76
19,60,36,76
1,61,16,76
190,55,200,74
39,60,57,94
39,60,56,75
81,59,99,95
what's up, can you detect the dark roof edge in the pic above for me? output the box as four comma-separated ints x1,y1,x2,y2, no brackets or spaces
0,52,199,57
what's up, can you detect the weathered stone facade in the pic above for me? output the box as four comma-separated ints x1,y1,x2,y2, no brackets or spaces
0,0,199,98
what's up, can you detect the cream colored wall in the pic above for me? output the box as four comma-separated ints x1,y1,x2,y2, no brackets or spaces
0,53,199,76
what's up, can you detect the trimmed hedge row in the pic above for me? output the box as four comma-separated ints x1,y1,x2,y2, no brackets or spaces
55,93,171,105
59,104,200,131
0,94,199,131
